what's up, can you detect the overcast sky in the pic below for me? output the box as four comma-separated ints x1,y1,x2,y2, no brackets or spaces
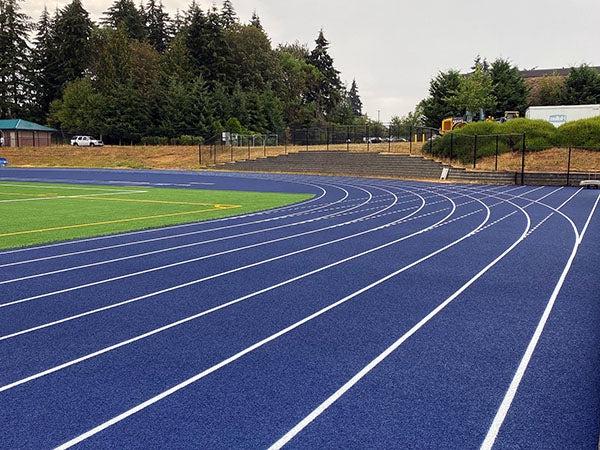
23,0,600,121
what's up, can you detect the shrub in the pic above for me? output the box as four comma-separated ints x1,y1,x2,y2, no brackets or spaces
172,135,204,146
141,136,169,146
555,116,600,149
429,118,557,161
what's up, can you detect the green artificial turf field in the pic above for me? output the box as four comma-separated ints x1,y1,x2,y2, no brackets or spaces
0,182,312,250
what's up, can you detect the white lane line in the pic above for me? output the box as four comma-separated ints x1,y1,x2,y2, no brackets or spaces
269,187,575,450
53,184,495,450
481,191,599,449
0,181,330,257
0,184,379,287
0,186,408,336
0,193,413,270
0,186,525,394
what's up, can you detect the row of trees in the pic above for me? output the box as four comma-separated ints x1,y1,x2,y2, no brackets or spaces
0,0,365,143
413,58,600,129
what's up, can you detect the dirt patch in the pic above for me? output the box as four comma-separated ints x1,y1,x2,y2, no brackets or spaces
474,147,600,173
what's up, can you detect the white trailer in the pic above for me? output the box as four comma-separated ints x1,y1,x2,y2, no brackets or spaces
525,104,600,127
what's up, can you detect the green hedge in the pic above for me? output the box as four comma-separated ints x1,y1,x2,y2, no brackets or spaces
428,117,599,162
554,116,600,148
141,135,204,146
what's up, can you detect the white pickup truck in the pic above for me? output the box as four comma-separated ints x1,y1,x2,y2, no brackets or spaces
70,135,104,147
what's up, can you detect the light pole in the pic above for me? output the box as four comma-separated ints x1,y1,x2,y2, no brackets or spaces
377,110,381,123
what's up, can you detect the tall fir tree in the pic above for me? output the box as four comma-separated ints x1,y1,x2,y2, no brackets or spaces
145,0,171,52
562,65,600,105
30,6,56,121
489,59,528,116
0,0,32,117
250,11,262,30
53,0,93,91
220,0,237,28
102,0,147,41
307,30,343,118
347,79,362,116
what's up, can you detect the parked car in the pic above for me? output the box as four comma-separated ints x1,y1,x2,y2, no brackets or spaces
0,135,4,146
0,157,8,167
363,137,384,144
70,135,104,147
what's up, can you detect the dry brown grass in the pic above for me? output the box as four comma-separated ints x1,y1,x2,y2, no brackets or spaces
1,143,425,170
474,147,600,173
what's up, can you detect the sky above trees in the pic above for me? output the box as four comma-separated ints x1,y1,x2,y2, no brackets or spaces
20,0,600,121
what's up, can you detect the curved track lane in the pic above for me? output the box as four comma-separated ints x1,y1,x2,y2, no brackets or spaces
0,168,598,449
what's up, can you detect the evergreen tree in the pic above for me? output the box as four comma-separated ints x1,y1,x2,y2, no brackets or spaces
489,59,528,116
185,5,231,84
53,0,93,91
102,0,146,41
347,79,362,116
145,0,170,52
220,0,237,28
307,29,343,118
562,65,600,105
250,11,262,30
420,70,462,128
30,6,56,121
0,0,32,117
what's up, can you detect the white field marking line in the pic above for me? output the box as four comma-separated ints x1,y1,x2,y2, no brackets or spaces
53,185,497,450
480,191,598,449
271,188,579,449
0,181,330,256
0,185,530,314
0,182,144,192
0,185,400,308
0,186,527,392
0,189,148,204
0,184,377,285
0,193,415,269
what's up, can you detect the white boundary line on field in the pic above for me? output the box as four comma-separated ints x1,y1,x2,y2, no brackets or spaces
0,179,331,256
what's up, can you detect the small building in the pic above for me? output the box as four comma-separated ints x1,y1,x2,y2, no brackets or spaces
0,119,56,147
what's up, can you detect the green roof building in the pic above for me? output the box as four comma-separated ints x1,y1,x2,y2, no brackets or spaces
0,119,57,147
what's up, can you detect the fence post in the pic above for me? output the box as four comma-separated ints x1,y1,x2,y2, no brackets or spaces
326,126,329,151
473,135,478,169
449,133,454,160
247,140,250,160
214,144,217,165
409,126,413,155
284,133,288,155
388,125,391,152
366,124,370,152
520,133,526,185
230,143,234,162
198,144,202,167
495,135,499,171
346,125,350,151
305,129,309,151
429,129,434,154
566,147,572,186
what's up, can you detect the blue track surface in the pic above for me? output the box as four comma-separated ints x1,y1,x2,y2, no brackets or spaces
0,168,598,449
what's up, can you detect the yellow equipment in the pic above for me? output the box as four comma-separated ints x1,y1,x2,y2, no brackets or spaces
440,117,467,135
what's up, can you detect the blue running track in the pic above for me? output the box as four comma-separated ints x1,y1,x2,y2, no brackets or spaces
0,167,599,449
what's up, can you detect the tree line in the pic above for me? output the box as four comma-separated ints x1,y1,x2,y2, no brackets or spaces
0,0,364,143
403,58,600,130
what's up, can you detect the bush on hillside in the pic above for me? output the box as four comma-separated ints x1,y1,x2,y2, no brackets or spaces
429,118,558,162
555,116,600,149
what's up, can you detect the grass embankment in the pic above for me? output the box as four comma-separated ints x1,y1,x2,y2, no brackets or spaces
0,182,312,249
475,147,600,173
